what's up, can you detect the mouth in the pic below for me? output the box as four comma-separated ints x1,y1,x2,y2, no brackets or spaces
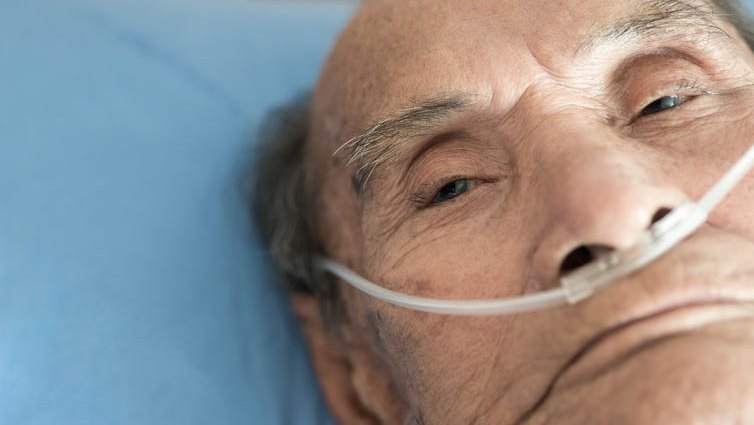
553,300,754,390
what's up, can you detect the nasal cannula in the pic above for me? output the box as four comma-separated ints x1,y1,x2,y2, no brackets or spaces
316,143,754,316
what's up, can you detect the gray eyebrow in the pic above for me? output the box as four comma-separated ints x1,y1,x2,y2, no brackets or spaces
576,0,731,55
334,94,472,194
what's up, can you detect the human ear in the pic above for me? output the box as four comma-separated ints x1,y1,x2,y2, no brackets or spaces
290,292,406,424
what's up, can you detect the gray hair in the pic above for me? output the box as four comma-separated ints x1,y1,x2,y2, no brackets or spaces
249,0,754,323
250,95,342,322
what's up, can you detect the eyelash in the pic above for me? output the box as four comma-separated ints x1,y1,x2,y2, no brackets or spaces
633,80,708,121
412,176,492,210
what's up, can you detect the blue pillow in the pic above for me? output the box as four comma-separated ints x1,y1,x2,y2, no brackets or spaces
0,1,355,424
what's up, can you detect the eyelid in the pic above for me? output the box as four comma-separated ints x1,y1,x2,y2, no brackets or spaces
411,175,496,210
641,80,709,106
629,79,710,123
607,48,714,112
411,174,469,209
404,134,507,202
407,131,476,171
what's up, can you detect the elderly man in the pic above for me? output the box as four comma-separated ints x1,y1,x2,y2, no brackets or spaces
253,0,754,423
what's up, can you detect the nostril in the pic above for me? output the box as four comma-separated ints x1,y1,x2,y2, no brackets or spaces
651,207,673,225
560,246,596,275
557,208,675,277
559,244,615,275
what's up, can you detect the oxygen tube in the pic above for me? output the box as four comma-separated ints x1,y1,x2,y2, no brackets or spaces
317,143,754,315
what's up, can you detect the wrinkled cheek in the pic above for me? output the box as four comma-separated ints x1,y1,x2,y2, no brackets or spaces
699,108,754,240
367,310,516,421
367,305,574,424
357,234,568,420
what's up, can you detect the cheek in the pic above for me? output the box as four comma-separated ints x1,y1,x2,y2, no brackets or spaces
369,312,507,412
367,307,535,422
356,202,563,419
364,200,532,300
715,109,754,238
366,295,581,422
670,100,754,239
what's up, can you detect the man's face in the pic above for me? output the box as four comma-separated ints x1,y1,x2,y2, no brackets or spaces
309,0,754,423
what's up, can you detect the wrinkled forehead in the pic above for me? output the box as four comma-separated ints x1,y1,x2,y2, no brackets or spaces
311,0,720,147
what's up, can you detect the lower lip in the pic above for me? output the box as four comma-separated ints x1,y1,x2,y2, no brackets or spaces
555,302,754,390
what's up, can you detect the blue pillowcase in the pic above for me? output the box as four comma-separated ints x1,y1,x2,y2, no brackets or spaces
0,1,354,424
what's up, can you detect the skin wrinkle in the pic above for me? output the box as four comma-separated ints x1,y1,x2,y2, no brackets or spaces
628,103,718,139
363,137,507,243
514,303,717,423
576,0,730,56
405,132,512,196
364,182,409,245
369,302,445,385
266,0,754,423
468,315,523,424
549,320,754,424
427,321,507,422
370,171,514,279
632,88,754,142
397,218,477,265
336,95,473,193
402,318,456,406
387,233,452,276
340,0,730,199
368,142,511,253
366,310,423,414
367,77,670,276
379,263,540,420
382,202,517,296
609,50,712,111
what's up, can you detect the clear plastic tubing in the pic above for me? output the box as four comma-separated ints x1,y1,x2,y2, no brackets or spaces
317,142,754,316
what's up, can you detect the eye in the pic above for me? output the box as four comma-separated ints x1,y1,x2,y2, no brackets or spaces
431,178,475,204
639,94,687,117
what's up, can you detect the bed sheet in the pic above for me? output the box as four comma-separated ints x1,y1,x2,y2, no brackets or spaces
0,1,355,423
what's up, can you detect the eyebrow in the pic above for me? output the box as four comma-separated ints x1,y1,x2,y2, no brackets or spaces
335,94,472,193
339,0,731,194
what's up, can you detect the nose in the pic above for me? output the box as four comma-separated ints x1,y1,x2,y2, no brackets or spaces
530,131,688,285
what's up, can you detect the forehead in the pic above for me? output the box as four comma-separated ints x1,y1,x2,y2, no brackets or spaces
315,0,719,140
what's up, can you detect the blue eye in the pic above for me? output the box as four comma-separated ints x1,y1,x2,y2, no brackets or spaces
432,179,473,204
640,95,684,116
